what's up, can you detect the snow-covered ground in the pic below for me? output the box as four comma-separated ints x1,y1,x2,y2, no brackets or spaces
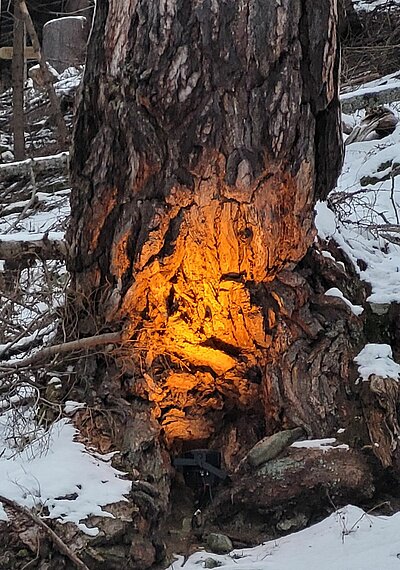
0,67,131,536
317,72,400,305
169,505,400,570
0,415,131,535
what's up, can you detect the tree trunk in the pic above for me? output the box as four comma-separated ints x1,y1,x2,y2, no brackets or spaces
338,0,363,38
17,0,69,149
68,1,350,566
12,1,25,161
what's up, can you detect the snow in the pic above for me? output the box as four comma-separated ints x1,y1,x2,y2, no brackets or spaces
0,231,64,243
44,16,88,30
324,287,364,316
0,417,131,535
1,16,400,566
171,54,400,570
0,132,122,533
315,74,400,304
341,76,400,101
355,343,400,380
355,0,400,11
169,505,400,570
291,438,349,451
64,400,86,414
315,200,337,240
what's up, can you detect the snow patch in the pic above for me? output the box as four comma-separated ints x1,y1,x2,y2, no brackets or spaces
315,200,337,240
291,438,349,451
64,401,86,415
355,343,400,381
325,287,364,316
169,505,400,570
0,418,131,535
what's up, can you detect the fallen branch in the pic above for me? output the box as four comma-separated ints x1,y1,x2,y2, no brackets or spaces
0,152,69,182
0,331,123,370
0,495,90,570
0,237,66,261
341,85,400,114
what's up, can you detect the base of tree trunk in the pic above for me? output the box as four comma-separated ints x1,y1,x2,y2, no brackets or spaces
37,243,393,569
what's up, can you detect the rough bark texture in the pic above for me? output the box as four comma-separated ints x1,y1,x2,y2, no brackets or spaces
69,0,342,442
66,1,353,567
208,446,375,544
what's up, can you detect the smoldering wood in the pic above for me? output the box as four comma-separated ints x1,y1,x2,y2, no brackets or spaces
69,0,343,449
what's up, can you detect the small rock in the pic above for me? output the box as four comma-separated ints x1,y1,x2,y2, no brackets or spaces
247,427,304,468
182,517,192,533
206,533,233,554
277,512,308,532
16,549,30,558
1,151,14,163
369,303,390,316
204,557,223,568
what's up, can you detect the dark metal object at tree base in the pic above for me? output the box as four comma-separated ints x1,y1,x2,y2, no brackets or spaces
174,449,227,502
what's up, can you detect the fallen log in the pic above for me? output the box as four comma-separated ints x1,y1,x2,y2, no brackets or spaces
206,446,375,544
341,84,400,114
0,236,66,260
0,152,69,182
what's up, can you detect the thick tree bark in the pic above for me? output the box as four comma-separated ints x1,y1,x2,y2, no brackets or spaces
67,1,349,567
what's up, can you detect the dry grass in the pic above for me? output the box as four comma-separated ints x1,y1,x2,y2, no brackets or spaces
342,3,400,86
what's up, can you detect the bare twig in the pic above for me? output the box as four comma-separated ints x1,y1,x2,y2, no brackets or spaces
6,164,38,232
390,168,400,225
0,331,123,370
0,495,90,570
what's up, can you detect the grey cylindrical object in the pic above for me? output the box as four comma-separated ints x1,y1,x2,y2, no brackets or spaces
43,16,89,73
247,427,305,468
